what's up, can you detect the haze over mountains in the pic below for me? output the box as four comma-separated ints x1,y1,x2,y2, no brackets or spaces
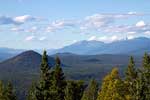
0,48,25,61
48,37,150,55
0,37,150,60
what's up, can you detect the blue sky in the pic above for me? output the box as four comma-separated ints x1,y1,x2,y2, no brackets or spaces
0,0,150,49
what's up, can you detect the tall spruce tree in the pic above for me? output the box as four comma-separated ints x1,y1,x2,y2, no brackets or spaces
35,50,51,100
65,80,85,100
50,57,66,100
81,79,98,100
125,56,137,99
64,81,74,100
125,56,137,81
0,81,5,100
74,81,85,100
5,82,17,100
135,72,145,100
27,82,36,100
141,53,150,100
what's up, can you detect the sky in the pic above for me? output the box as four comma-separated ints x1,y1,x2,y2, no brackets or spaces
0,0,150,49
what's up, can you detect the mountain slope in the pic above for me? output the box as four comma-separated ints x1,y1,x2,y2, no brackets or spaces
91,37,150,55
0,50,55,72
48,37,150,55
49,40,105,55
0,50,55,100
0,47,25,62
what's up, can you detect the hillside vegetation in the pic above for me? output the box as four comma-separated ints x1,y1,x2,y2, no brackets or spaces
0,50,150,100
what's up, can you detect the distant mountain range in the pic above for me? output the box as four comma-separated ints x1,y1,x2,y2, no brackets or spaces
48,37,150,55
0,37,150,59
0,47,25,61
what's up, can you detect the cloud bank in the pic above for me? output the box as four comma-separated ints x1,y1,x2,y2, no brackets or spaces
1,12,150,43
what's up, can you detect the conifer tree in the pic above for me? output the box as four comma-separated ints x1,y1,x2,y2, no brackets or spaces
97,68,130,100
27,82,36,100
143,53,150,69
0,81,5,100
35,50,51,100
64,81,74,100
125,56,137,99
135,72,145,100
65,80,85,100
50,57,66,100
74,80,85,100
5,82,17,100
140,53,150,100
125,56,137,81
81,79,98,100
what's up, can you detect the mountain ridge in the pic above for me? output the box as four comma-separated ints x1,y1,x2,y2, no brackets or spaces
48,37,150,55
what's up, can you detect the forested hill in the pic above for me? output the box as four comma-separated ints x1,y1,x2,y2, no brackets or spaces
0,50,149,100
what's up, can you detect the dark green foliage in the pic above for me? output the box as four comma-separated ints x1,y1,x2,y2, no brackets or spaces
74,81,85,100
65,80,85,100
64,81,74,100
5,82,17,100
139,53,150,100
81,79,98,100
65,81,85,100
125,56,137,99
143,53,150,69
0,81,6,100
124,53,150,100
35,50,52,100
0,81,17,100
125,56,137,81
135,72,145,100
50,56,66,100
27,82,36,100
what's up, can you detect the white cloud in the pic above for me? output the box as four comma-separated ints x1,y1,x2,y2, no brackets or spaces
25,36,35,41
14,15,38,23
1,12,150,40
145,31,150,35
72,40,77,43
39,36,46,41
88,36,97,41
136,20,146,27
46,20,77,32
128,12,137,15
83,14,113,29
11,27,24,32
25,36,47,42
127,35,135,40
0,16,18,25
0,15,40,25
127,31,136,34
80,12,145,32
88,35,124,43
98,35,123,43
46,26,56,32
26,26,38,33
45,12,144,33
103,23,150,35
